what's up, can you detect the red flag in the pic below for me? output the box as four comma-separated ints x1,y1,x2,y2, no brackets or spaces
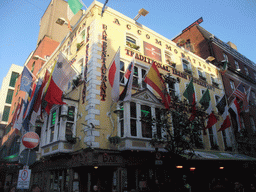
144,62,171,109
108,48,120,102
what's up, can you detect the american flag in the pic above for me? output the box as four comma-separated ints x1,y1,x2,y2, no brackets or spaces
233,82,249,112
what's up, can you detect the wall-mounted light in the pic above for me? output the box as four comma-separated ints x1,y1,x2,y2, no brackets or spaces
33,55,47,61
190,167,196,171
236,68,241,72
133,8,149,21
56,17,74,28
219,167,224,170
206,56,215,62
176,165,183,169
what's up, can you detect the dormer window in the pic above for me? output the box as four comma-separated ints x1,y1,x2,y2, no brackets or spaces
244,66,249,76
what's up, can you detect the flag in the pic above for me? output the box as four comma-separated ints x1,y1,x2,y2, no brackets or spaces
119,56,135,101
244,86,251,112
44,53,77,114
10,103,21,126
23,79,42,131
20,66,33,93
23,83,37,119
233,82,249,112
67,0,83,31
108,48,120,102
31,70,50,126
199,89,217,129
217,95,231,132
183,79,196,120
229,97,241,132
13,100,24,130
144,62,171,109
220,60,228,75
101,0,109,17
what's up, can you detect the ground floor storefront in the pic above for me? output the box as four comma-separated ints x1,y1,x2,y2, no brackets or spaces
2,149,256,191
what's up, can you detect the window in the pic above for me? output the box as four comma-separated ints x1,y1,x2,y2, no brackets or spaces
66,106,75,139
120,61,125,84
9,72,19,87
16,85,20,96
252,91,256,104
240,116,245,129
215,95,220,105
182,59,191,74
126,35,139,50
9,137,20,155
165,52,175,67
254,71,256,81
208,127,218,150
31,61,35,73
250,116,256,132
2,106,10,122
223,53,228,62
234,60,240,70
198,69,206,81
222,130,229,151
244,66,249,76
50,110,57,142
211,77,219,87
132,66,147,89
230,80,235,91
119,101,161,139
6,89,14,104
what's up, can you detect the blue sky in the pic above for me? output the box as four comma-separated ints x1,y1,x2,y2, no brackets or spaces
0,0,255,85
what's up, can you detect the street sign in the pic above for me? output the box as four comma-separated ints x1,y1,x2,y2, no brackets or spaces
17,168,31,189
19,149,37,166
22,132,39,149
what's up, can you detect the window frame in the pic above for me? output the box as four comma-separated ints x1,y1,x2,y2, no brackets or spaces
126,33,140,51
223,53,228,62
230,80,235,91
182,59,192,74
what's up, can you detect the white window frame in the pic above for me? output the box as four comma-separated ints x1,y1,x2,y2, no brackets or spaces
165,51,175,67
234,60,240,70
182,59,192,74
223,53,228,62
118,100,163,139
244,66,249,76
125,33,140,51
250,116,256,132
230,80,235,91
197,67,206,81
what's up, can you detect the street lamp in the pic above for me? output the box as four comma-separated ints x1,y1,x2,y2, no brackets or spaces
133,8,149,21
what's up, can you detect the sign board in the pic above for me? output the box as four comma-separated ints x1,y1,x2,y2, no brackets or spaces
22,132,39,149
19,149,37,166
17,168,31,189
182,17,203,33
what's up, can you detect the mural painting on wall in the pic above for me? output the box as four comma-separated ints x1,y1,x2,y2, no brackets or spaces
143,41,162,62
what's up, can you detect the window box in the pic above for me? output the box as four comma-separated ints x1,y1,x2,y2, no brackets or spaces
65,135,77,144
199,75,206,81
108,136,121,145
166,60,176,68
184,68,192,74
212,82,219,88
126,41,140,50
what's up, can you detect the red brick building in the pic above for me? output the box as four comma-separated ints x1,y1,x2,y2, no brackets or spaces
173,25,256,157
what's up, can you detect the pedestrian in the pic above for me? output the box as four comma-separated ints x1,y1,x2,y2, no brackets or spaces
31,184,42,192
248,183,256,192
234,181,244,192
9,185,17,192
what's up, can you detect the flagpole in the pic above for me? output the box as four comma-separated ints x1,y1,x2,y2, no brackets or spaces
79,0,87,9
227,81,241,101
101,46,121,84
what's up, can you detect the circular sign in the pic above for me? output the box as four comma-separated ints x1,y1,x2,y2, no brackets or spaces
19,149,37,166
22,132,40,149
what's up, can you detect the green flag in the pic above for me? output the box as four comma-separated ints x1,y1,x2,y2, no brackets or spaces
199,89,211,111
183,79,195,104
68,0,83,15
220,60,228,75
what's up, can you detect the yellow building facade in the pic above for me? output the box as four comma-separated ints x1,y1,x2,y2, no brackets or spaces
31,1,240,191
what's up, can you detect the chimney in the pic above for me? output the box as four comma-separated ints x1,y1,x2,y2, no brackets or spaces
227,41,237,51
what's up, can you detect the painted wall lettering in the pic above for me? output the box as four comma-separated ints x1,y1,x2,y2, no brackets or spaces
113,18,120,25
155,39,162,46
101,24,108,101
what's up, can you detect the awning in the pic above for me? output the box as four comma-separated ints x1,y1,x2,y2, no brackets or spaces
184,150,256,161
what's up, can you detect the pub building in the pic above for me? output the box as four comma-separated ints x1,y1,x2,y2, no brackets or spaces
1,1,256,191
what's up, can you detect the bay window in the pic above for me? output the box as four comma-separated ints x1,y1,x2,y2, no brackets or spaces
119,99,162,139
